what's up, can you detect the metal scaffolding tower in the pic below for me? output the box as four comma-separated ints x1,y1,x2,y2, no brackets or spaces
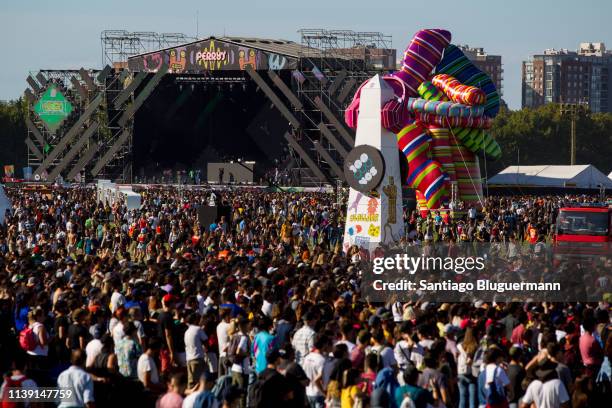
288,29,394,185
101,30,197,66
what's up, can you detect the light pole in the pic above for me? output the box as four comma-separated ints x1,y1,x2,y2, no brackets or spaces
559,99,588,165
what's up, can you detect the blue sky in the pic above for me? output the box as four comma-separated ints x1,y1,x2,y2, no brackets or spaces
1,0,610,109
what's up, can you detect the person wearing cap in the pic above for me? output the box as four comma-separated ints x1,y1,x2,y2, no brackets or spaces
157,294,179,370
520,359,570,408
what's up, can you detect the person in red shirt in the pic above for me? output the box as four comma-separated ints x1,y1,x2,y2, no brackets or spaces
579,317,603,375
510,312,528,345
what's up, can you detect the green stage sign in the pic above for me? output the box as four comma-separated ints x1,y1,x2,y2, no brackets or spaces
33,85,73,133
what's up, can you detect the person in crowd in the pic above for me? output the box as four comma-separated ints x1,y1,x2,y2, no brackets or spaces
57,349,95,408
0,185,609,408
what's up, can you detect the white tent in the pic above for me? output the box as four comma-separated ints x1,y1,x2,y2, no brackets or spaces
488,165,612,188
0,185,11,224
608,171,612,180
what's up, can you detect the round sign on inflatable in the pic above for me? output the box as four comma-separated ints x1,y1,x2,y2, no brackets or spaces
344,145,385,194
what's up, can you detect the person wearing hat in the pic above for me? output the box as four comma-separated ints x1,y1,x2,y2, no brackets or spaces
520,359,570,408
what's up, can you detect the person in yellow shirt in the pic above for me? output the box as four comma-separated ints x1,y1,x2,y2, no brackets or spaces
340,368,364,408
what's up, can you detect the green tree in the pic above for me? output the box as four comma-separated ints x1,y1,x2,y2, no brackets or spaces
0,99,27,175
486,104,612,177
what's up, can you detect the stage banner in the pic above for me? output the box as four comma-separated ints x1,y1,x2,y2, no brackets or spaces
33,85,73,134
128,39,298,73
3,165,14,178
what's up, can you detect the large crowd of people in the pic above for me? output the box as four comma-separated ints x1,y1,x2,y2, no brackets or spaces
0,184,610,408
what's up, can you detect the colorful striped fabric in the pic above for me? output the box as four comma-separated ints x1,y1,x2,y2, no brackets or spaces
407,98,485,118
415,190,429,218
431,74,486,106
396,121,449,209
427,125,455,183
450,128,502,159
449,135,484,208
414,112,492,129
417,81,448,102
391,29,452,97
435,44,500,117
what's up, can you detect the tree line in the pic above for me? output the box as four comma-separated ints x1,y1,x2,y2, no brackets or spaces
0,98,610,179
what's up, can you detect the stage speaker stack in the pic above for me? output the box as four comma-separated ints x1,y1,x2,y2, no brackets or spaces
197,205,232,228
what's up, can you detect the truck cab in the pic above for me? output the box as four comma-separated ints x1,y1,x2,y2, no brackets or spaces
553,203,611,260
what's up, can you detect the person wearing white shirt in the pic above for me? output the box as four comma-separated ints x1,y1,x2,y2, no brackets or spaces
109,282,126,314
303,334,331,408
57,350,94,408
184,314,208,389
292,312,317,366
85,336,103,368
520,361,570,408
137,338,163,393
216,308,231,376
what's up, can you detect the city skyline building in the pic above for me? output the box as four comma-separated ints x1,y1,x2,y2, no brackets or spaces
522,42,612,112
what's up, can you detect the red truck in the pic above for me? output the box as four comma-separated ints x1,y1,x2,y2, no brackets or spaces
553,203,611,260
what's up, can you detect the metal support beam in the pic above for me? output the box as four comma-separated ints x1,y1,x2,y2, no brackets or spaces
26,117,45,146
313,141,345,180
337,78,356,103
96,65,112,83
71,76,89,100
118,65,168,127
318,122,348,156
267,70,303,110
25,137,43,160
47,122,99,180
26,75,41,93
90,129,130,176
34,92,103,176
35,72,47,88
327,70,347,96
284,132,329,183
66,143,98,180
314,96,354,146
246,66,301,129
79,68,96,90
113,71,147,109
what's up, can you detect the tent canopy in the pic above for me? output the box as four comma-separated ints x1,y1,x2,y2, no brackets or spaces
488,165,612,188
0,185,10,224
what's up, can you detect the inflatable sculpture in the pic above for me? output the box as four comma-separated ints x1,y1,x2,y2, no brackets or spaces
345,29,502,211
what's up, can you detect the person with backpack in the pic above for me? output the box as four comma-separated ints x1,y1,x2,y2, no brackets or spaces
479,347,510,408
394,363,436,408
21,307,48,385
458,326,480,408
0,355,38,408
248,349,290,408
